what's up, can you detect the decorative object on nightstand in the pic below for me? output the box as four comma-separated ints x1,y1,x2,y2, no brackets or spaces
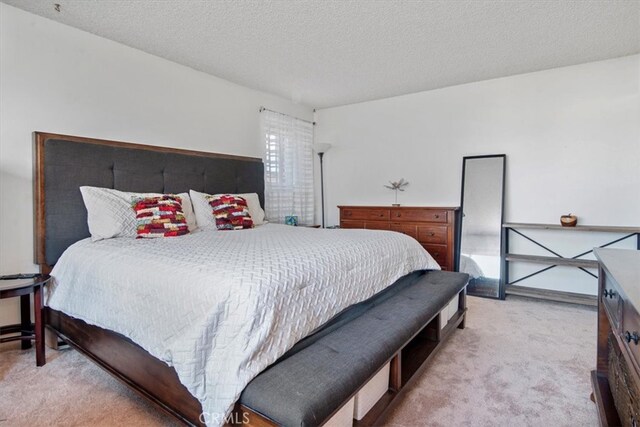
0,274,50,366
313,143,332,228
560,213,578,227
285,215,299,226
384,178,409,206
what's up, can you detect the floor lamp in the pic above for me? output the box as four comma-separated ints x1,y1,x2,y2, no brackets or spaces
313,143,332,228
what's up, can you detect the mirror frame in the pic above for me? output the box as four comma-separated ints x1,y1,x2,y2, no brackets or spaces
457,154,507,299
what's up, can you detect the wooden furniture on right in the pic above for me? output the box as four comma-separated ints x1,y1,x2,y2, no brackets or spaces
502,223,640,305
338,206,458,271
592,248,640,426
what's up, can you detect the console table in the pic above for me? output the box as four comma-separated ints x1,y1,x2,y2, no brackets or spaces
501,223,640,305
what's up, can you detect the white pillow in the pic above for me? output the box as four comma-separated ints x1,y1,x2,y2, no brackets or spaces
237,193,266,225
80,186,196,241
190,189,218,230
189,190,266,229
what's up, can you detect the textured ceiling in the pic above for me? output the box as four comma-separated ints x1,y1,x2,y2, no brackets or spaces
3,0,639,108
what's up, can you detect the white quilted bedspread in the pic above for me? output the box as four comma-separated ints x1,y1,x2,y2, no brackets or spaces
47,224,439,425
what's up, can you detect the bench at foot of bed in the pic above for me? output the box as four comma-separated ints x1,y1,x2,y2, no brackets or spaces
235,270,469,427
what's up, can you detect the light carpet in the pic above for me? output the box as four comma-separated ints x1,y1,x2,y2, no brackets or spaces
0,296,598,426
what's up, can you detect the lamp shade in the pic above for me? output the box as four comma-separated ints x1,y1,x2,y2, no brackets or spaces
312,143,332,154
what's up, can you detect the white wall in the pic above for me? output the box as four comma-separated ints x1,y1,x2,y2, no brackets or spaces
315,55,640,295
0,4,313,324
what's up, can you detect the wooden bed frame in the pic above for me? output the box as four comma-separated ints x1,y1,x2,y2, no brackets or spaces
34,132,467,427
34,132,258,426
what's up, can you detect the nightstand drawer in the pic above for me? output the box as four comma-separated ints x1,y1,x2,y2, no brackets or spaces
422,244,448,266
391,209,447,223
417,226,447,244
622,302,640,372
603,274,622,331
341,208,390,221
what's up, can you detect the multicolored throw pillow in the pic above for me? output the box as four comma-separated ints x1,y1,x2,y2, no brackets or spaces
207,194,254,230
132,195,189,238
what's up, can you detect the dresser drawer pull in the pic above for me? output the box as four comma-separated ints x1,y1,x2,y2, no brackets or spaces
624,331,639,345
434,214,440,219
429,232,435,236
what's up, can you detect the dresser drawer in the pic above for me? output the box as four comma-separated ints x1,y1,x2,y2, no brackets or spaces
422,244,448,266
341,220,364,229
365,221,391,231
603,274,623,331
391,209,447,223
417,226,448,244
608,334,640,427
341,208,390,221
339,206,457,272
390,223,417,239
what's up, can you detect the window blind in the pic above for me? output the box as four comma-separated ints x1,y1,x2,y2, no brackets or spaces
261,110,314,225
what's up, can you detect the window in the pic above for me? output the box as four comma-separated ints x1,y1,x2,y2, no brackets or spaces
261,110,314,225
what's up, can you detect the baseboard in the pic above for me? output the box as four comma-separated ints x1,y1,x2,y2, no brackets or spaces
505,284,597,307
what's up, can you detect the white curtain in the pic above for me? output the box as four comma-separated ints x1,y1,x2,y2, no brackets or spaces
261,110,314,225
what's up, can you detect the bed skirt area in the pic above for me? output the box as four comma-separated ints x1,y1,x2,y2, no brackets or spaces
45,307,204,424
44,269,466,426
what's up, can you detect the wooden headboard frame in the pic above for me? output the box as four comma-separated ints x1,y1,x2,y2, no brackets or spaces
33,132,263,274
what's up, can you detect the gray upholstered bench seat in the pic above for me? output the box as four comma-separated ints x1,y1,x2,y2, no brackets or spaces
239,270,469,427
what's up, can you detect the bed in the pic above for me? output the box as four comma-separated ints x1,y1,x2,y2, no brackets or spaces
34,132,465,426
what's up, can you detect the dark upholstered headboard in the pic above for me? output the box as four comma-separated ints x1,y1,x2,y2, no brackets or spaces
34,132,264,271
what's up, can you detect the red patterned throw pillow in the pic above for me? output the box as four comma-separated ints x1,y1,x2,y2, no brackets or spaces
207,194,254,230
132,195,189,238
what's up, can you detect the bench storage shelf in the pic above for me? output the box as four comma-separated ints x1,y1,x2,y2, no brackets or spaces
236,270,469,427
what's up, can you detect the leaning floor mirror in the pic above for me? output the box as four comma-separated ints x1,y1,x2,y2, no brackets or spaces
458,154,506,299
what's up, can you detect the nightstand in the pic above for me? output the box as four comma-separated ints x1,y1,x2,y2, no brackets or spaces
0,275,50,366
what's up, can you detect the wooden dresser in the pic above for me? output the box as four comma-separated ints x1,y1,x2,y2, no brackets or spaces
338,206,458,271
593,248,640,427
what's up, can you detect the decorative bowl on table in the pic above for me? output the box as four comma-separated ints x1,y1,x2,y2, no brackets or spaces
560,214,578,227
